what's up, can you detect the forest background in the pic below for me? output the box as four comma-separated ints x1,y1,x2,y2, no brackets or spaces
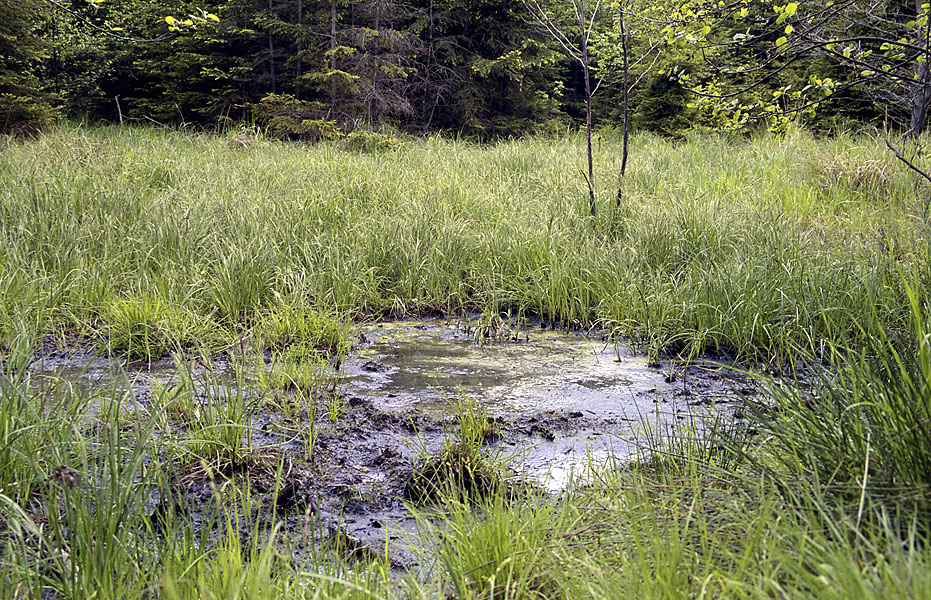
2,0,919,138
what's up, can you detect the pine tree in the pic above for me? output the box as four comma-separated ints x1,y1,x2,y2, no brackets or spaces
0,0,59,133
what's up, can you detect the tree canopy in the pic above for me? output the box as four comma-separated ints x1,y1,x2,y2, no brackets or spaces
2,0,926,137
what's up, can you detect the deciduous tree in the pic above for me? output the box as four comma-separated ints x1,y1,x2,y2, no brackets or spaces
658,0,931,135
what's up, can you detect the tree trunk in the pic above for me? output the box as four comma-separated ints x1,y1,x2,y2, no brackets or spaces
330,0,337,107
268,0,276,93
579,0,595,217
909,0,931,137
616,1,629,208
910,63,931,137
296,0,302,98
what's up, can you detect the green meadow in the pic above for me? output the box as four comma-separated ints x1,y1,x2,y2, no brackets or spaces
0,124,929,599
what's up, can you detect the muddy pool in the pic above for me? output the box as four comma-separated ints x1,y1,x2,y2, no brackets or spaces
28,318,751,569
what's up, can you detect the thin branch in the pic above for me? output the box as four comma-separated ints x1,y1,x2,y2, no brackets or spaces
44,0,176,43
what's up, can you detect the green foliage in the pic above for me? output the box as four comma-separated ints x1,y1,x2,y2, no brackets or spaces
255,304,352,358
0,0,59,133
654,0,928,134
250,93,410,149
6,0,919,136
338,129,409,153
18,0,573,136
250,94,338,141
633,72,692,136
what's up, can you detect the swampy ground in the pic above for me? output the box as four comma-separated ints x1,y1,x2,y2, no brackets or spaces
27,319,747,572
1,125,931,599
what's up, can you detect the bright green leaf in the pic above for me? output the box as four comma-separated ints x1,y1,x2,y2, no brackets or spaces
775,36,788,47
207,13,220,22
785,2,797,16
785,24,793,34
165,16,177,25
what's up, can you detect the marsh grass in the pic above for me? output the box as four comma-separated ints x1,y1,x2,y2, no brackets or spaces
253,305,351,406
180,355,256,469
407,396,504,503
737,280,931,532
464,308,528,346
0,125,925,363
2,124,931,598
423,491,571,599
259,348,335,395
103,294,222,360
256,305,353,358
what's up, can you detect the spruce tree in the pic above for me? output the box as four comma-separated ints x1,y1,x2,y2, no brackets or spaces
0,0,59,133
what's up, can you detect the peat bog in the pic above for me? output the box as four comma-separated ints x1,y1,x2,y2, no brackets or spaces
27,317,746,570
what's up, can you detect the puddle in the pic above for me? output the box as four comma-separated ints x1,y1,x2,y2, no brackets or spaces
342,319,740,492
26,319,748,569
343,320,678,418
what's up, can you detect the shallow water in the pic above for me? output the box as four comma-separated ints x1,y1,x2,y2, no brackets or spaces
344,320,677,417
28,321,738,492
26,319,744,566
342,319,736,491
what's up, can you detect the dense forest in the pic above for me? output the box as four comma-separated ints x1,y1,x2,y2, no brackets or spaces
3,0,929,138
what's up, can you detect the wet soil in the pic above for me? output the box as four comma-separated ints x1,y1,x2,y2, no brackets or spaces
27,318,752,570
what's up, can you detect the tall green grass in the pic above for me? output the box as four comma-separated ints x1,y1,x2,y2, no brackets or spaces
4,365,929,599
2,123,931,598
738,278,931,533
0,367,396,599
0,124,924,361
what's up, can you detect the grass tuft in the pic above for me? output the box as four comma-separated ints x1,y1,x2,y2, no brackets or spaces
407,397,502,503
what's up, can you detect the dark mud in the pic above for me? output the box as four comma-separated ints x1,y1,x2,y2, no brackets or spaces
27,318,752,571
